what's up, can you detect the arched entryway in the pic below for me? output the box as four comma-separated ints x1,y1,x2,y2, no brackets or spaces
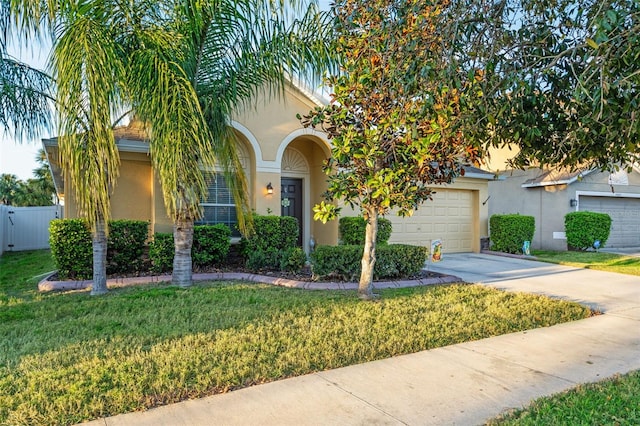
277,130,334,251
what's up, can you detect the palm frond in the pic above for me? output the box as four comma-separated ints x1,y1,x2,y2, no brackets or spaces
128,42,215,222
0,52,52,139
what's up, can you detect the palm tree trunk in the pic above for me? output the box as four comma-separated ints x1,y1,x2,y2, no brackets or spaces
358,206,378,300
173,217,194,287
91,217,108,295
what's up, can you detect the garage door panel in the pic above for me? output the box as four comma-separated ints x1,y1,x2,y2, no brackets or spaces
579,196,640,248
387,189,475,253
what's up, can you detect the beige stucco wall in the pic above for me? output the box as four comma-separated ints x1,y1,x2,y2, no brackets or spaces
111,152,153,223
489,168,640,251
62,153,153,222
484,145,521,172
232,85,321,162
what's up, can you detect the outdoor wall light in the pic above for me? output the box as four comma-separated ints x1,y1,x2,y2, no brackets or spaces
570,198,578,207
266,182,274,195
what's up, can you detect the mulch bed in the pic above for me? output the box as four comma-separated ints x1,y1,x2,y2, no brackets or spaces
45,265,448,283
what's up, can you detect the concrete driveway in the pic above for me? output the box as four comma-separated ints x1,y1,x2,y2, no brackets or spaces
429,252,640,318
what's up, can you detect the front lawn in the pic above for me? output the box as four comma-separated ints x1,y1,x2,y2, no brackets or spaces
489,370,640,425
533,250,640,276
0,250,591,425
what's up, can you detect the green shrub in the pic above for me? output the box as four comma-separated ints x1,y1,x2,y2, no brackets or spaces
49,219,92,279
193,224,231,268
310,244,426,281
50,219,151,278
245,246,306,274
339,216,392,245
280,247,307,273
378,244,427,277
565,211,612,250
310,245,363,281
489,214,535,254
241,214,299,256
107,220,149,274
245,248,280,272
149,233,174,273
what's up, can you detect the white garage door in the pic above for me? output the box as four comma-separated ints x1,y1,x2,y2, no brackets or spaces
387,189,474,252
579,196,640,248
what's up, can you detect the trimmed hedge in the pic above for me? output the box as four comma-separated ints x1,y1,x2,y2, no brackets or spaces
49,219,93,279
246,247,306,273
193,224,232,268
565,211,612,250
149,233,174,273
107,220,149,274
310,244,426,281
149,224,232,273
49,219,149,279
339,216,392,245
241,214,299,253
240,214,301,272
489,214,535,254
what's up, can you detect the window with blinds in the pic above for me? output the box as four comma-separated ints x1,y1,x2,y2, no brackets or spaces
197,172,239,236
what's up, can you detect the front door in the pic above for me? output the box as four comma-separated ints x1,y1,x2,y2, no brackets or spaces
281,178,303,247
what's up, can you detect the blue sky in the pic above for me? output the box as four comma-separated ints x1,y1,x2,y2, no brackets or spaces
0,0,333,181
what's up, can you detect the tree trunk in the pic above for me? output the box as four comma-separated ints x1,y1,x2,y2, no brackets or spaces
172,217,194,287
358,206,378,300
91,217,108,295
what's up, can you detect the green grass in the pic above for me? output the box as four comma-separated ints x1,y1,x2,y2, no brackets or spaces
0,250,592,425
533,250,640,276
488,370,640,425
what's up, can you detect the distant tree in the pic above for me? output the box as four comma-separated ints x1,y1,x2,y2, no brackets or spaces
300,0,483,299
0,151,55,206
14,149,56,206
0,173,20,205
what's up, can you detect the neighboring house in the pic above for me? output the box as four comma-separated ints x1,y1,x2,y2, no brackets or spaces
43,82,493,254
489,167,640,251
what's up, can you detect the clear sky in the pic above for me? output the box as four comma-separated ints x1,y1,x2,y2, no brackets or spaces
0,0,332,181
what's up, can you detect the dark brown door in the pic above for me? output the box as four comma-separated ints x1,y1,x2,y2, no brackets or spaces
281,178,303,247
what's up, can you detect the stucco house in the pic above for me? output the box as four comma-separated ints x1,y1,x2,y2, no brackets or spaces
43,82,494,254
489,167,640,251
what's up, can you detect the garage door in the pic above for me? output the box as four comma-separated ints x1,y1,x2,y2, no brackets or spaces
387,189,474,252
579,196,640,248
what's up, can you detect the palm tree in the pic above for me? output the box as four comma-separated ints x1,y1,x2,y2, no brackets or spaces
50,1,139,294
131,0,335,287
8,0,334,290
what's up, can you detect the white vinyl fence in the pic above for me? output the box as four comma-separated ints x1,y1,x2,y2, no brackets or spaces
0,205,63,255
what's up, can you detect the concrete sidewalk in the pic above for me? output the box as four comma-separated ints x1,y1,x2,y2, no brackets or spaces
84,254,640,426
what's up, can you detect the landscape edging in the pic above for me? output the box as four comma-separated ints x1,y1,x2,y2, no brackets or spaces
38,271,463,292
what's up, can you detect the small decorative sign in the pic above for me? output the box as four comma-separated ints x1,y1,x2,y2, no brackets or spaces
431,239,442,262
281,198,291,207
522,240,531,256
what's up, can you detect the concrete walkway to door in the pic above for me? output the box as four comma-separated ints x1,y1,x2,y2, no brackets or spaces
82,253,640,426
